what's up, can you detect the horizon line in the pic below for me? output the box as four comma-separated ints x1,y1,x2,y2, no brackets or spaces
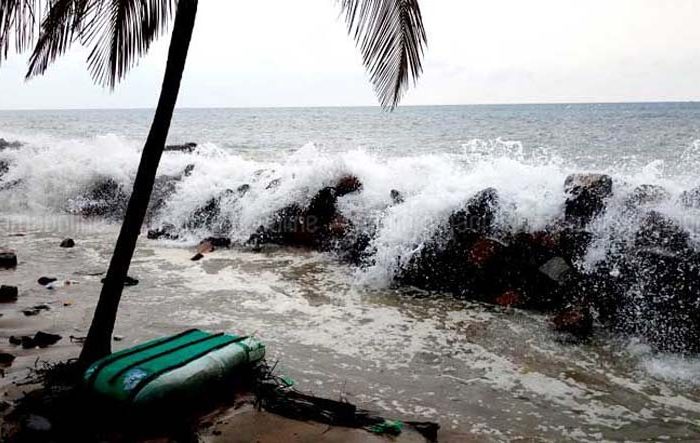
0,99,698,112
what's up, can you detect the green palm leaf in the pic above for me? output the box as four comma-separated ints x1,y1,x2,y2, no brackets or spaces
0,0,44,64
79,0,175,88
339,0,427,109
25,0,88,78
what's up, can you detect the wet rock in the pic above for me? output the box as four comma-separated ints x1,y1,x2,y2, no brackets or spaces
59,238,75,248
495,290,522,307
467,238,506,267
192,237,232,260
0,248,18,269
334,175,363,196
0,352,15,367
184,187,244,232
680,186,700,208
390,189,404,205
550,305,593,340
449,188,500,241
38,277,57,286
398,189,502,299
147,223,179,240
0,138,21,150
164,142,197,152
13,331,62,349
101,276,139,286
607,242,700,353
0,285,18,302
634,211,690,252
22,304,50,316
556,227,594,263
72,178,129,219
538,257,573,285
249,185,352,250
202,237,232,248
0,160,9,178
625,184,670,207
564,173,613,226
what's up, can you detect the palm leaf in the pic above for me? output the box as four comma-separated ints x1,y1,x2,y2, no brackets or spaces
25,0,89,78
339,0,427,109
79,0,174,88
0,0,45,65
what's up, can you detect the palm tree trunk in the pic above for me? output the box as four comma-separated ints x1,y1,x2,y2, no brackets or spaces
78,0,199,366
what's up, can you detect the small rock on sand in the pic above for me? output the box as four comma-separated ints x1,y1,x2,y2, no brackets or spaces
60,238,75,248
0,248,18,269
0,285,18,302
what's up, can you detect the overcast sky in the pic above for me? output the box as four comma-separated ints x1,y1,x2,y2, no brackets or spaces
1,0,699,109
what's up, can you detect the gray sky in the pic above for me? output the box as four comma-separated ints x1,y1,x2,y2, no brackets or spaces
1,0,699,109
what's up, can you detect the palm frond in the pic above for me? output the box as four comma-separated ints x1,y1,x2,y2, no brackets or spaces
79,0,174,88
0,0,45,65
339,0,427,109
25,0,89,78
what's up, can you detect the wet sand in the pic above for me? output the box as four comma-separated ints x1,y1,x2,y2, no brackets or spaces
0,220,445,442
3,216,700,441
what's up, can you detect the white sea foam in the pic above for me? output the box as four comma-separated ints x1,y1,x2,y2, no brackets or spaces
3,133,700,281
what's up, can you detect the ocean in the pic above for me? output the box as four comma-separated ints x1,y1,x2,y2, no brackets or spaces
1,103,700,441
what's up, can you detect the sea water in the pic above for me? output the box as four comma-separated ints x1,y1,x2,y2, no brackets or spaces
1,103,700,441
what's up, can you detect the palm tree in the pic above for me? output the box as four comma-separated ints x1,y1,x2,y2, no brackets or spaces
0,0,427,366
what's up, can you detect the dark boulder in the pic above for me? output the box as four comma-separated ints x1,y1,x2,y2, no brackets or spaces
550,305,594,340
0,285,18,302
398,189,503,298
72,178,129,219
449,188,500,242
0,160,9,179
0,352,15,367
147,223,179,240
38,277,57,286
60,238,75,248
538,257,573,285
23,304,50,316
192,237,232,260
249,184,356,251
555,227,594,263
625,184,670,208
680,186,700,208
164,142,197,152
634,211,690,252
614,247,700,353
0,248,17,269
0,138,21,150
184,186,248,233
494,289,523,307
390,189,404,205
334,175,363,196
11,331,62,349
564,173,613,226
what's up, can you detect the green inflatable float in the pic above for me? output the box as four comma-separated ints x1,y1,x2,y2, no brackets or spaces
84,329,265,405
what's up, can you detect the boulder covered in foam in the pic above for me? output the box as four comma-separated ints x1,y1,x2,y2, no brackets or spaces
71,178,129,219
564,173,613,226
